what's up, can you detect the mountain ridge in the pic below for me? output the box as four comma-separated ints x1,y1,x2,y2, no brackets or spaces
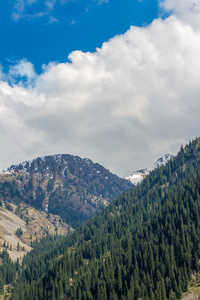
0,153,133,228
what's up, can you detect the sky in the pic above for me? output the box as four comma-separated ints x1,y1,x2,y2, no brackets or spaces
0,0,200,177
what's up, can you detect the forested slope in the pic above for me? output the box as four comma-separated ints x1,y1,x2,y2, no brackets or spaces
11,138,200,300
0,234,64,298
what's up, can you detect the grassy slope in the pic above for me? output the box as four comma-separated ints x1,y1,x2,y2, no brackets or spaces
182,277,200,299
0,201,73,262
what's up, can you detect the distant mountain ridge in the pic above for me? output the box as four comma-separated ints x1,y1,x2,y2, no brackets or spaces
125,154,174,185
0,154,133,228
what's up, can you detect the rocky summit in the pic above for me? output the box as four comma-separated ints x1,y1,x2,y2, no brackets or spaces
0,154,133,228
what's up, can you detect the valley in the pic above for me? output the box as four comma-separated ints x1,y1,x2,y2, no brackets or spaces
1,138,200,300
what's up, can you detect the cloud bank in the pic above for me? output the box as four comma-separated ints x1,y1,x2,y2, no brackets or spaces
1,0,200,176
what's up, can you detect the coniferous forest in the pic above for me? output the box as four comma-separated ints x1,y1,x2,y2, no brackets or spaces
2,138,200,299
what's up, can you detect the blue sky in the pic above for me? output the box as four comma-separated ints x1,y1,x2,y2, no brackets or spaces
1,0,159,74
0,0,200,176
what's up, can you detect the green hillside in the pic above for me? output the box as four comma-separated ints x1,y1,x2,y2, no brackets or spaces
7,138,200,299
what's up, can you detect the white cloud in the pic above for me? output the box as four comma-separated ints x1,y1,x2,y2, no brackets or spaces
160,0,200,29
11,0,107,22
49,16,59,23
8,59,36,86
12,0,25,20
12,0,62,21
12,0,41,20
1,0,200,175
94,0,109,4
44,0,57,11
0,65,3,80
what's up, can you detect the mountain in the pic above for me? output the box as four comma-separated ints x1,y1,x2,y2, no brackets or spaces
125,153,174,185
9,137,200,300
0,154,133,228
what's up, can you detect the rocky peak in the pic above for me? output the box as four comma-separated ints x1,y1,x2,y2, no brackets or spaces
0,154,133,228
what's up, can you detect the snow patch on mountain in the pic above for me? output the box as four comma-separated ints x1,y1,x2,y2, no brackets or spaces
125,169,149,185
150,154,174,170
125,154,174,185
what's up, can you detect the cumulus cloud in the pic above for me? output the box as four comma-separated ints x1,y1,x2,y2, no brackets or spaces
159,0,200,29
1,0,200,175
